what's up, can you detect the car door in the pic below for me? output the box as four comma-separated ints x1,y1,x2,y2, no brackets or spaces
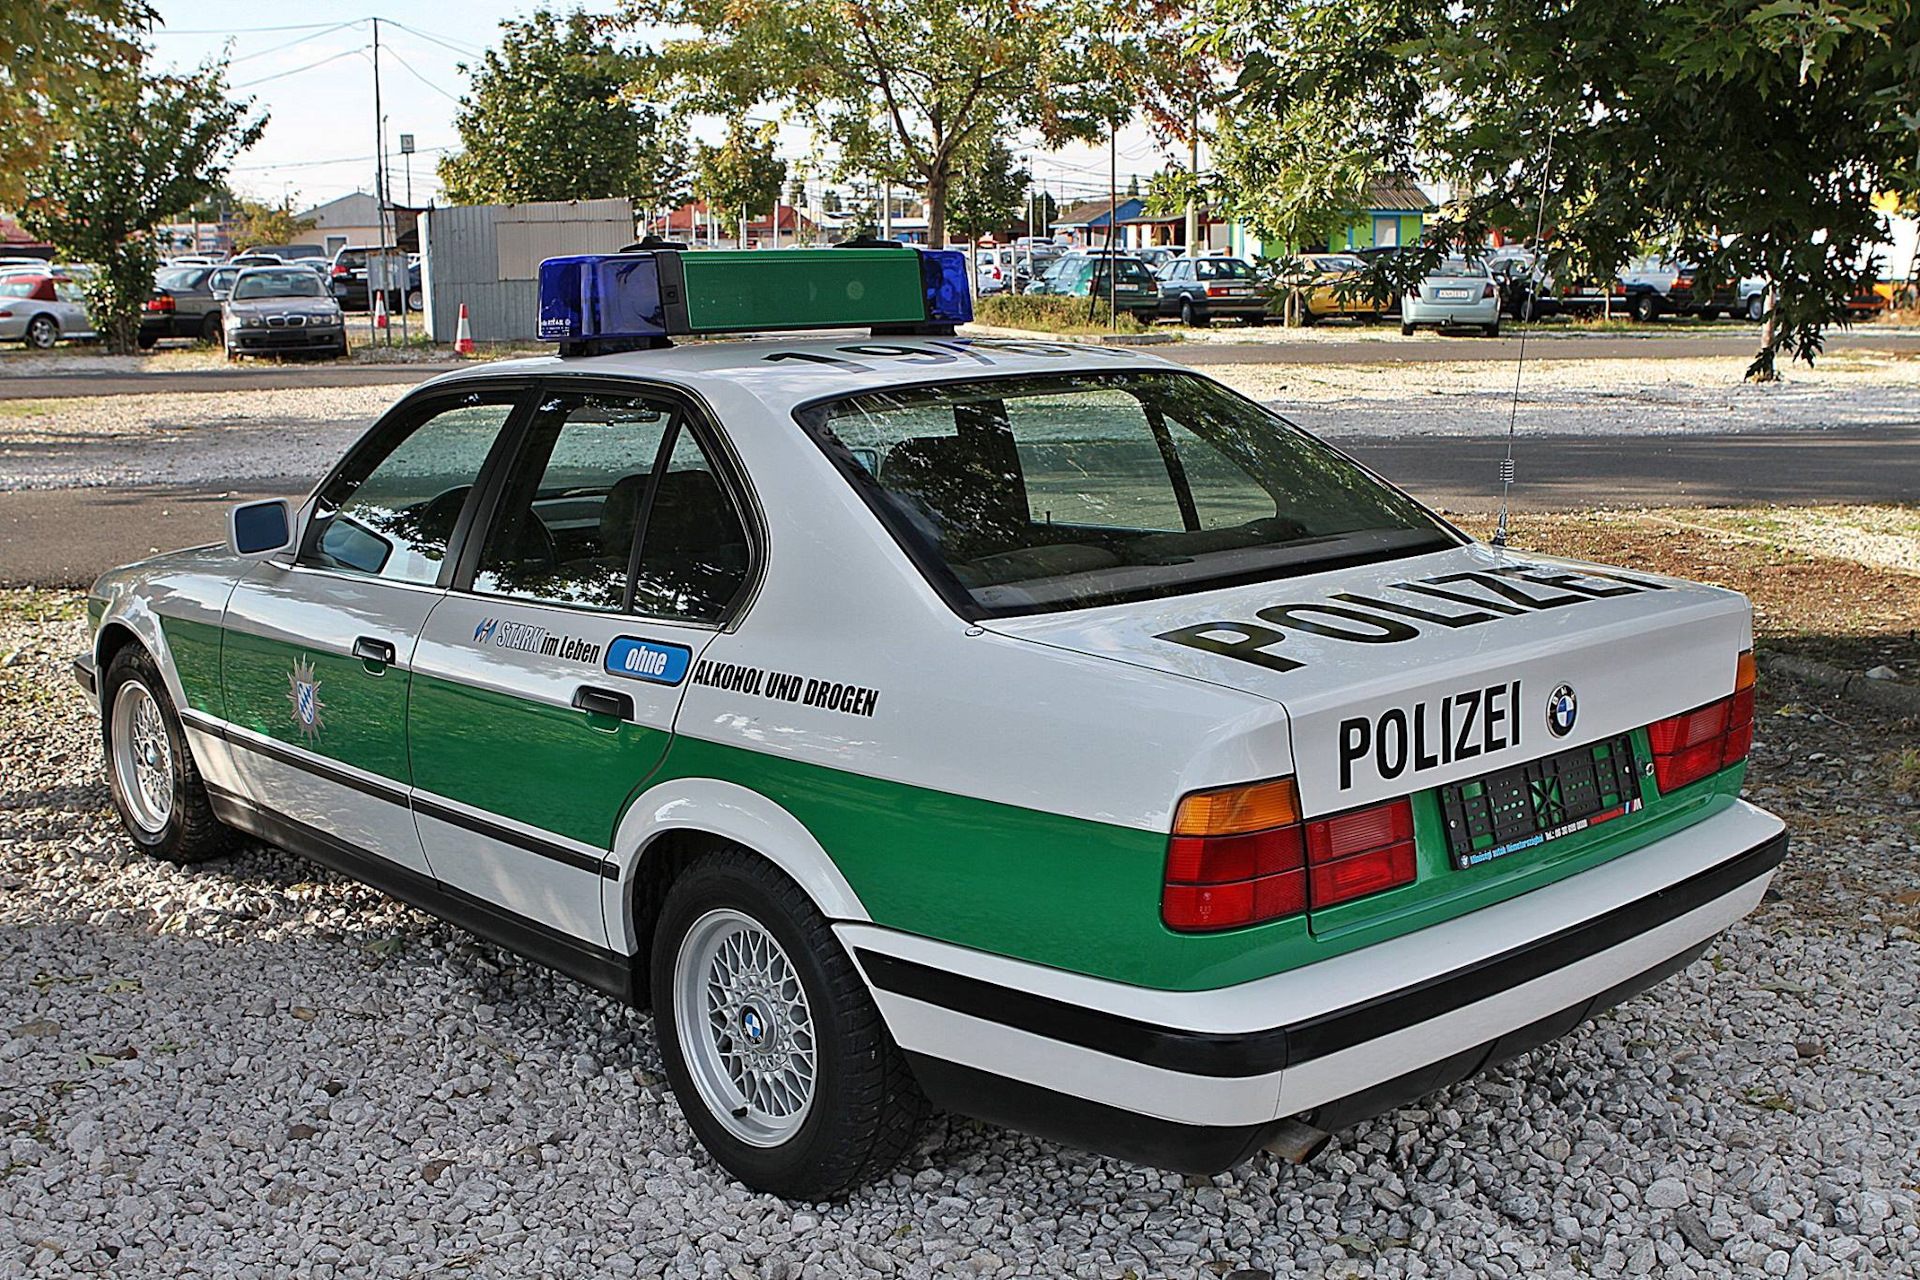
407,382,756,943
218,384,532,876
50,279,94,337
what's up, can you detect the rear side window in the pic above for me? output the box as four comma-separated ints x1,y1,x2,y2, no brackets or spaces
0,279,34,298
473,391,677,611
1196,259,1253,280
800,371,1458,617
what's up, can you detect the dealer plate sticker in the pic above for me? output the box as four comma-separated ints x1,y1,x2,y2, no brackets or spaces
1439,733,1644,869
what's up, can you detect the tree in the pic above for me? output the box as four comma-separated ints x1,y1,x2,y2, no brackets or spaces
821,188,844,215
1191,0,1920,380
947,139,1030,242
230,199,316,251
438,10,690,209
621,0,1100,246
20,61,264,352
693,122,788,244
1025,190,1059,235
0,2,155,208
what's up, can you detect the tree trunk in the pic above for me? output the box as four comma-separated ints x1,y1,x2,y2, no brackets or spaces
1746,284,1780,383
925,169,948,249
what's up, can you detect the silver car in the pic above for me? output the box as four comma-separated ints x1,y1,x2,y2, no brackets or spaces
223,266,348,360
1401,257,1502,336
0,273,96,347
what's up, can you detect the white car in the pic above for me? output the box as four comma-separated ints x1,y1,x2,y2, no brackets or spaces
76,245,1785,1198
1401,257,1503,335
0,273,96,347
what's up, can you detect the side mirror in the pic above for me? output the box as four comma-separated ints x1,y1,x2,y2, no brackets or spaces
228,498,294,558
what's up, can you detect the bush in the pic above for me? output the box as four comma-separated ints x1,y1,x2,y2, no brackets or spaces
973,293,1150,334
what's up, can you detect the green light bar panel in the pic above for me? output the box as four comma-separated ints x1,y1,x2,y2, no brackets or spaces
678,249,929,333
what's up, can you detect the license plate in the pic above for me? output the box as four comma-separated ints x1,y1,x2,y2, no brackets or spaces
1439,733,1645,869
1438,288,1472,300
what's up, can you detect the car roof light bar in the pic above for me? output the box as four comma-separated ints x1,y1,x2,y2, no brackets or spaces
537,246,973,357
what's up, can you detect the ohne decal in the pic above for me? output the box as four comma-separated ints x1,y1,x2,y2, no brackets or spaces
605,637,693,686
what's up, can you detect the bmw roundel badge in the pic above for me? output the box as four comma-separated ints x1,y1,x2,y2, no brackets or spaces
1546,683,1578,737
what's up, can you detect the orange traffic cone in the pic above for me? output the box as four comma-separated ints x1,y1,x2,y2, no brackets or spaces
372,291,389,330
454,302,474,355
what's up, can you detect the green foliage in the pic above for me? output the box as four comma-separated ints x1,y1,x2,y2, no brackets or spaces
621,0,1098,245
973,293,1147,333
0,1,155,208
230,199,315,251
1192,0,1920,379
947,140,1030,241
693,122,788,229
438,10,690,210
19,60,264,353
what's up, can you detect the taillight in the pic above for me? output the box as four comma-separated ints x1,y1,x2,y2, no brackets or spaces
1674,275,1693,291
145,295,174,312
1163,778,1305,931
1206,286,1230,298
1304,799,1417,909
1162,780,1417,931
1409,285,1421,299
1648,650,1756,792
331,264,347,276
1482,282,1496,298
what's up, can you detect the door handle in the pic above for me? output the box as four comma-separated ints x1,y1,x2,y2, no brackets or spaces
352,636,396,666
571,685,634,720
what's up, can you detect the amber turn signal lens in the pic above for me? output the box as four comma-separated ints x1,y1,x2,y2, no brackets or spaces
1736,649,1756,692
1171,776,1301,837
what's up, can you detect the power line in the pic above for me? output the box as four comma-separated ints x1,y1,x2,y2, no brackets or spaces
381,46,465,104
385,20,484,59
232,46,368,90
154,21,348,35
228,20,365,64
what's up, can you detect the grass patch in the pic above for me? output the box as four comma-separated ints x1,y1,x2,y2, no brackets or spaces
0,399,56,419
974,294,1149,335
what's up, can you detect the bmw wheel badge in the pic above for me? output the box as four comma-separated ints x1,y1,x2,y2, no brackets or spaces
1546,683,1577,737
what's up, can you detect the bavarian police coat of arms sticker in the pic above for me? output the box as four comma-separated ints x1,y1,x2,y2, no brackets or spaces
286,656,326,742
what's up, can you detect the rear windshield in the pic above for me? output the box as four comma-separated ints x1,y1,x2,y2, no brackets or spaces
1196,259,1254,280
156,267,205,289
233,270,325,299
1430,257,1491,279
798,371,1459,617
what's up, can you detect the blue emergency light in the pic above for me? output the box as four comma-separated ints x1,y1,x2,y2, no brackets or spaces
538,244,973,355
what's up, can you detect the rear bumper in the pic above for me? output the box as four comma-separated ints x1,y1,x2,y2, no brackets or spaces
845,798,1785,1172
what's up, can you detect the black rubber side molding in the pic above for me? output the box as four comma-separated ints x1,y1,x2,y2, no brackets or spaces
862,825,1786,1079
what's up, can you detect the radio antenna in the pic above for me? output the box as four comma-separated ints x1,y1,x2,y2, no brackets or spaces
1491,127,1555,549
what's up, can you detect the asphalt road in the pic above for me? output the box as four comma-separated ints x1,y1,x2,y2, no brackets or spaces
5,425,1914,588
5,326,1917,399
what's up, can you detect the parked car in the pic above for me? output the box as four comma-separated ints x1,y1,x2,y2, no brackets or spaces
1134,246,1182,274
973,246,1022,296
328,245,420,312
229,252,285,269
1486,250,1551,320
1619,259,1738,322
1287,253,1389,323
139,264,229,347
0,257,55,277
0,274,96,347
1400,257,1502,336
1022,251,1161,319
222,265,349,360
1155,254,1267,326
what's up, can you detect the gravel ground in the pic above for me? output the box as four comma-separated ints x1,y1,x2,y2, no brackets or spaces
2,590,1917,1277
4,349,1920,493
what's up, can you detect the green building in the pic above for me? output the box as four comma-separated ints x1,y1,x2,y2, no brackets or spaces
1228,176,1432,259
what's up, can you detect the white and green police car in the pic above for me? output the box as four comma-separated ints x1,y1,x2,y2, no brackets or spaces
74,245,1786,1198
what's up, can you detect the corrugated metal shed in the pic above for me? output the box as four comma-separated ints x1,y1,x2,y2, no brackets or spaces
421,198,635,342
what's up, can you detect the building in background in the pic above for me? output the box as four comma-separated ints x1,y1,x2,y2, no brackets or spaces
1228,177,1433,260
1049,198,1146,249
419,196,635,343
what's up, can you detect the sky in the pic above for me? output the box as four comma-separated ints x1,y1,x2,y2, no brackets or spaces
149,1,1190,216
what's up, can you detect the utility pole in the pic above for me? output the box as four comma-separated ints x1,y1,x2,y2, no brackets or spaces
1186,97,1200,256
371,15,390,345
1108,110,1119,329
882,180,893,241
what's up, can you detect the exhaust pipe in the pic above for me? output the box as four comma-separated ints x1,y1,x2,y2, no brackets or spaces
1262,1118,1332,1165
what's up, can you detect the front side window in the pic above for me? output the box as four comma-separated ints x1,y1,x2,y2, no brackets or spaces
302,390,522,585
472,391,677,611
801,372,1458,616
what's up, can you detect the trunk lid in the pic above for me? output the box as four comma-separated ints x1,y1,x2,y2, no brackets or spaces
987,543,1751,816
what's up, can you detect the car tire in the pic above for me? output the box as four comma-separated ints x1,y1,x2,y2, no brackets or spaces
198,313,221,344
101,645,236,864
1401,322,1415,336
24,314,58,349
137,330,158,351
335,337,350,360
1630,293,1659,323
1180,299,1207,328
1747,293,1766,322
651,848,927,1199
406,288,423,313
1698,308,1720,322
1483,322,1501,337
224,344,239,362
